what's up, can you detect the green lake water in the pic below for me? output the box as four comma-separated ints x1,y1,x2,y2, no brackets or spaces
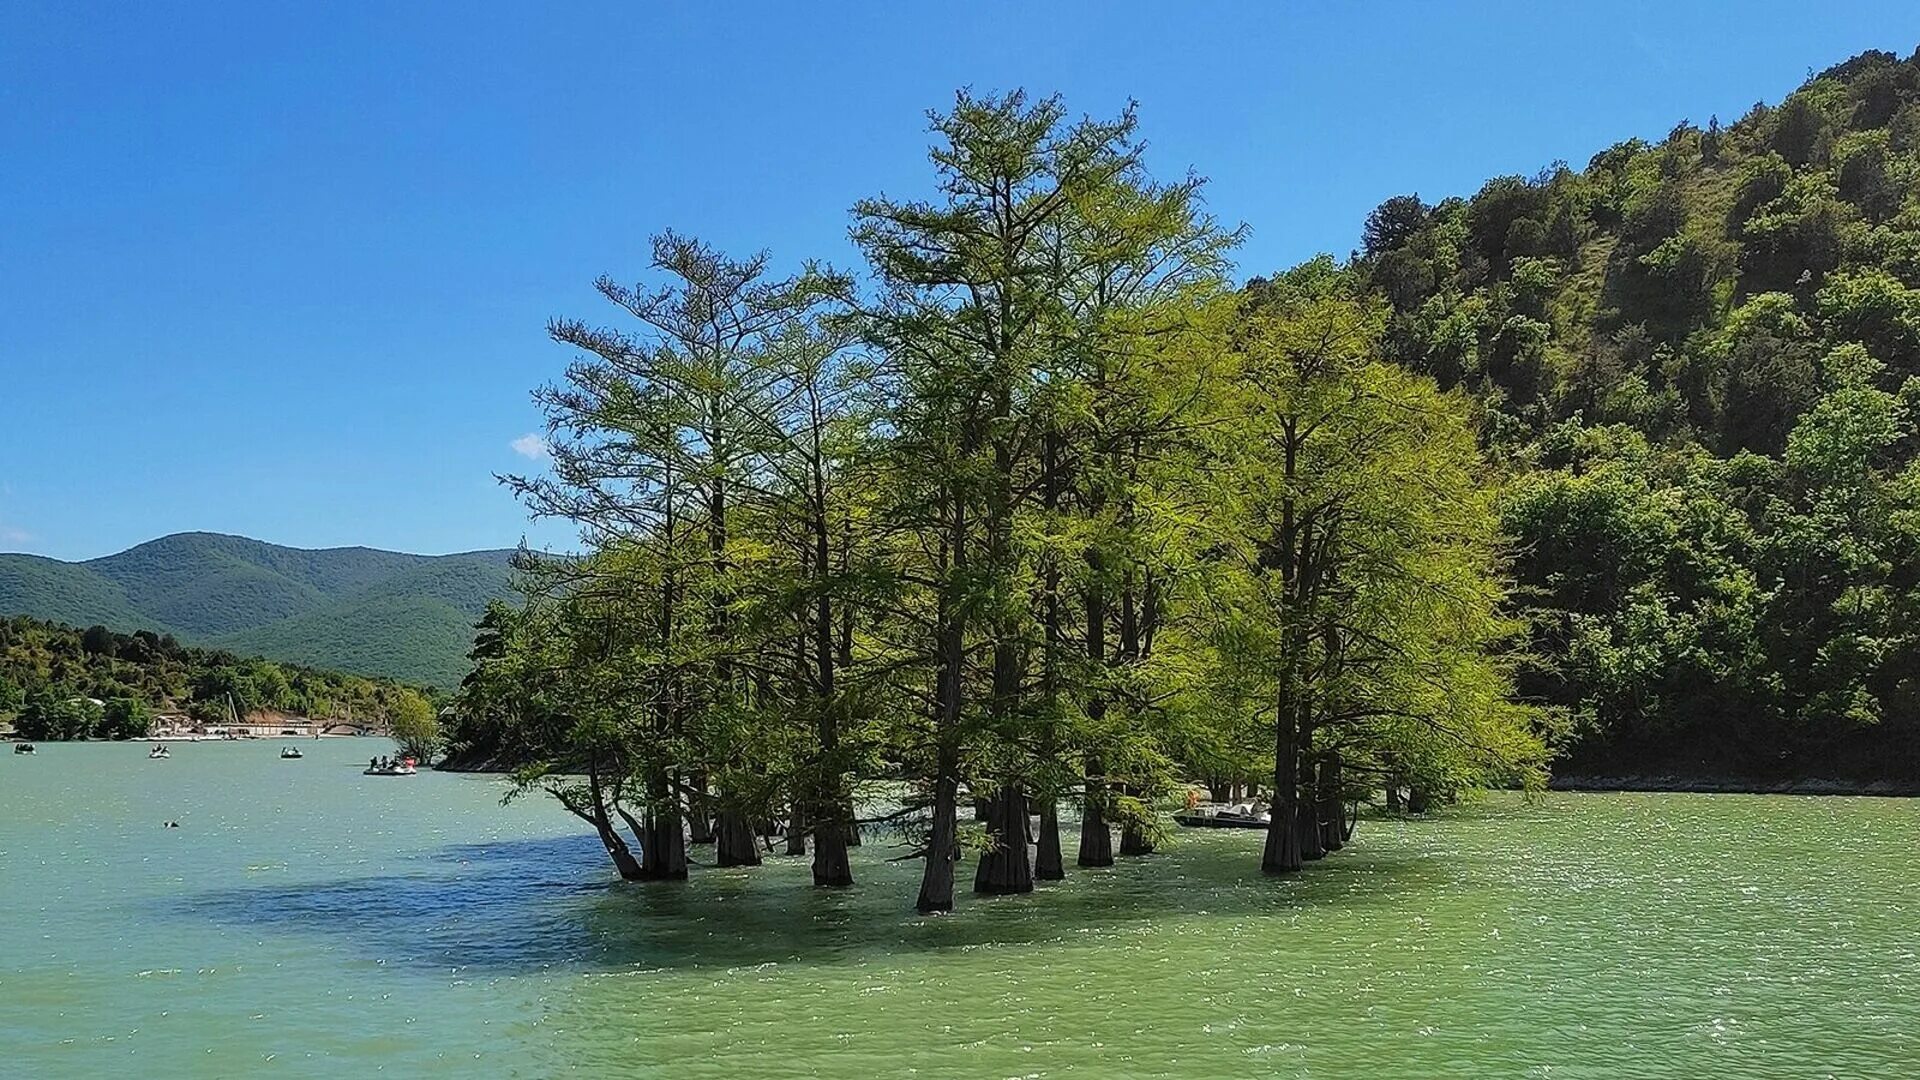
3,739,1917,1078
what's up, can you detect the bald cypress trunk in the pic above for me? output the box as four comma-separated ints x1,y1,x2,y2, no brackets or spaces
812,806,852,888
1079,493,1114,870
1078,757,1114,867
600,816,645,880
785,806,807,856
1298,803,1325,860
1319,753,1345,852
917,768,960,914
918,497,965,915
1261,686,1303,875
1299,722,1325,862
641,807,688,880
973,786,1034,895
687,772,714,844
569,764,644,881
714,810,761,867
1118,786,1155,856
1261,419,1309,876
627,768,686,880
1034,798,1064,880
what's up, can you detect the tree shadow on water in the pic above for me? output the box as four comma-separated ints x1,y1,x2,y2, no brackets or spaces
179,827,1451,976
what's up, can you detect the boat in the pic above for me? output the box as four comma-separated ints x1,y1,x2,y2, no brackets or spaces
12,742,34,755
363,762,417,776
1173,802,1270,830
280,746,304,759
149,745,171,759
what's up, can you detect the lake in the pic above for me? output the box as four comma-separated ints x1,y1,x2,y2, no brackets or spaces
2,739,1915,1078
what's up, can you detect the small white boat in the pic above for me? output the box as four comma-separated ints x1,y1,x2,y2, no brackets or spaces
1172,801,1270,830
12,742,35,755
148,746,171,759
363,759,417,776
280,747,304,759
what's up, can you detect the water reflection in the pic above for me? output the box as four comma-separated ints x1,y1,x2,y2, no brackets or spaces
183,826,1439,974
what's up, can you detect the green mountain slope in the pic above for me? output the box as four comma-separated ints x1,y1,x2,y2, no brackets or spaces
0,533,517,688
1349,47,1920,780
211,555,517,686
0,553,165,633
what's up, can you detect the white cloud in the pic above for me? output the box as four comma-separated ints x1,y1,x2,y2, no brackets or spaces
510,433,550,461
0,524,30,545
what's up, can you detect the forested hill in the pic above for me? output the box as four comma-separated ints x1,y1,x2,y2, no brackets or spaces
0,614,432,741
0,533,516,688
1352,48,1920,782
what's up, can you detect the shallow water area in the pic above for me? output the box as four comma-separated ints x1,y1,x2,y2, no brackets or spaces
3,739,1916,1077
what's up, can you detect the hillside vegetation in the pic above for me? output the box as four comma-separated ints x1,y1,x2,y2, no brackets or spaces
1355,48,1920,781
0,533,516,687
0,614,432,741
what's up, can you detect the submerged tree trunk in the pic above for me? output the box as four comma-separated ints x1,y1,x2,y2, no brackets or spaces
1078,759,1114,867
1298,799,1325,861
1298,724,1324,861
626,768,686,880
785,806,807,856
917,769,960,914
687,771,714,844
918,499,965,915
641,807,688,880
600,815,645,880
812,805,853,888
1033,798,1064,880
973,786,1035,895
1117,783,1155,856
1261,690,1303,875
569,783,643,881
1319,753,1345,852
571,757,645,881
1080,527,1116,870
714,810,762,867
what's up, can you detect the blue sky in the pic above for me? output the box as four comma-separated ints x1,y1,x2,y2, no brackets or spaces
3,2,1915,561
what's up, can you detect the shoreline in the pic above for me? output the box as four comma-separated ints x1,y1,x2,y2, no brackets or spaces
1549,774,1920,797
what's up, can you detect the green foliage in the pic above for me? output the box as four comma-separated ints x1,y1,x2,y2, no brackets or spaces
0,613,436,741
99,697,153,740
1359,49,1920,781
14,688,102,741
387,689,440,761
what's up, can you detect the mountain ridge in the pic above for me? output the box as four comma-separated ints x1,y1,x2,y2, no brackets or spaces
0,532,519,687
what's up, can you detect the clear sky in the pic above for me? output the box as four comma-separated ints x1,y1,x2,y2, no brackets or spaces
3,2,1916,561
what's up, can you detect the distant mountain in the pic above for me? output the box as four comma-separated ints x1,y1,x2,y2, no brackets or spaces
0,533,517,687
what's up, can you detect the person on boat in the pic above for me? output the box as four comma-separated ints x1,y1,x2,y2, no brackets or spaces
370,757,379,771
